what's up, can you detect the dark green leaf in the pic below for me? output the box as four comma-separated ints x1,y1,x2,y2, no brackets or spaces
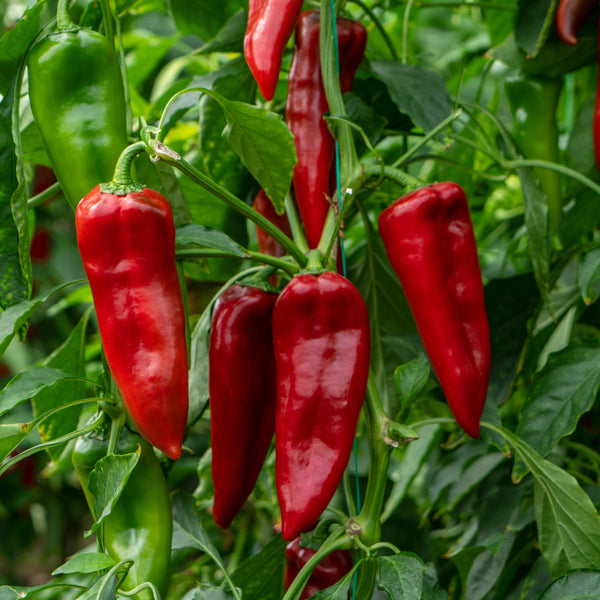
370,61,453,134
231,535,287,600
197,9,246,55
0,422,32,462
514,0,559,58
0,367,69,418
538,570,600,599
176,223,247,256
377,552,427,599
448,453,506,509
168,0,242,41
88,449,141,534
513,342,600,482
517,166,550,304
188,304,211,423
393,353,431,412
52,552,115,576
31,312,89,462
578,248,600,305
491,426,600,578
0,80,30,312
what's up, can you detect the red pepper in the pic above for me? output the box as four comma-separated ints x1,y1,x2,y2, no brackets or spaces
273,271,370,540
286,10,367,249
244,0,304,101
209,284,277,529
378,183,491,438
253,189,293,258
284,536,354,600
76,186,189,460
555,0,597,44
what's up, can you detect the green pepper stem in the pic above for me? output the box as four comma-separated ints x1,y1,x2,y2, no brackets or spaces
28,181,62,209
99,141,147,195
56,0,77,31
152,143,308,268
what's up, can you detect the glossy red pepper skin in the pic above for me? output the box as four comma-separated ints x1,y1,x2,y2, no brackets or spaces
378,183,490,438
555,0,597,44
209,284,277,529
244,0,304,100
286,11,367,249
76,186,189,460
253,189,293,258
284,537,354,599
273,271,370,540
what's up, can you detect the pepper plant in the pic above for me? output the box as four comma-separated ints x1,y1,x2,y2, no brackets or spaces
2,0,600,598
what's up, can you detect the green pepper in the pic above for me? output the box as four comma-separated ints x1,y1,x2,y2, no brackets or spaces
72,423,172,599
26,0,128,210
505,76,563,247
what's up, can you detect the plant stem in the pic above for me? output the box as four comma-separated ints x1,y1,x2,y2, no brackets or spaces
56,0,76,31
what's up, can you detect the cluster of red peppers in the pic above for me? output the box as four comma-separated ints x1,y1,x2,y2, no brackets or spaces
555,0,600,171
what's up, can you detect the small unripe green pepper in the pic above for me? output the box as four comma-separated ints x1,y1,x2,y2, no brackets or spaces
72,424,172,599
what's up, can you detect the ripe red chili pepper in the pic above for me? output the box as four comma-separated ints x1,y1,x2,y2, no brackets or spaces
286,10,367,249
76,186,189,460
273,271,370,540
378,183,490,438
555,0,597,44
209,283,277,529
244,0,304,100
253,189,292,258
284,537,354,600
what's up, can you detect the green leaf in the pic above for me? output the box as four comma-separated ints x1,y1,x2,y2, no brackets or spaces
538,570,600,599
87,449,141,534
188,304,211,423
217,95,296,214
31,312,90,462
168,0,242,41
370,61,453,135
172,491,242,600
0,281,79,357
578,247,600,305
52,552,115,576
393,353,431,413
447,453,506,509
377,552,427,599
197,9,246,55
488,425,600,578
516,165,551,304
0,1,47,95
231,535,287,600
0,79,29,313
0,367,69,418
513,342,600,482
514,0,559,58
176,223,247,256
0,422,33,462
382,425,442,522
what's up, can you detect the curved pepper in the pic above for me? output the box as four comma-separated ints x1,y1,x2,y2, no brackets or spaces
209,283,277,529
27,23,128,210
504,76,563,243
273,271,370,540
286,10,367,249
244,0,304,100
378,183,491,438
76,186,189,460
72,424,172,599
284,536,354,600
556,0,597,44
253,189,293,258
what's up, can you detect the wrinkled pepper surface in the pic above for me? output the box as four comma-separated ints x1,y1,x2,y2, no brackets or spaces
286,10,367,249
209,283,277,529
244,0,304,100
378,183,491,438
76,186,189,460
72,424,172,599
27,19,128,210
273,271,370,540
284,536,354,599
